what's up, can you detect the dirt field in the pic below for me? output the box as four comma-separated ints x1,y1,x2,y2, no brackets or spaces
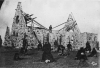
0,47,99,68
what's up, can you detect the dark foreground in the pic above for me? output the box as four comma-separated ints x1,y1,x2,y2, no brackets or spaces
0,47,99,68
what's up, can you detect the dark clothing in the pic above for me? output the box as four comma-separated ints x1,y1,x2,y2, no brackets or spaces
88,48,97,57
42,43,54,62
13,53,20,61
0,37,2,47
20,48,27,54
57,45,65,51
49,25,52,33
42,43,51,53
54,40,58,48
49,25,52,30
57,45,65,55
42,52,54,62
75,47,87,60
85,41,91,52
96,41,99,50
67,43,72,51
20,38,28,54
23,38,27,49
38,42,42,50
67,43,72,55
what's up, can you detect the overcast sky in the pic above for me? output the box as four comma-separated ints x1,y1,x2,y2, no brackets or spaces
0,0,100,42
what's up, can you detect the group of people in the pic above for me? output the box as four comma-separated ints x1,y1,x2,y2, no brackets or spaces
75,41,98,62
57,42,72,56
41,41,73,63
41,41,98,63
13,34,98,64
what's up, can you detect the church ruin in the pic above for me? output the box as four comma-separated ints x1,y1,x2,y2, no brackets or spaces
3,2,99,50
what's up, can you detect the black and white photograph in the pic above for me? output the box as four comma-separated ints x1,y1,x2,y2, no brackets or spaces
0,0,100,68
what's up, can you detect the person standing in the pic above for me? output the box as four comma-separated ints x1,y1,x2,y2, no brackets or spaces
20,34,28,54
0,35,2,47
54,40,58,48
37,41,42,50
67,42,72,55
49,25,52,33
85,41,91,52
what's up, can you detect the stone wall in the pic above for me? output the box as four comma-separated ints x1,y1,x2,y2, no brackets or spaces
8,2,99,50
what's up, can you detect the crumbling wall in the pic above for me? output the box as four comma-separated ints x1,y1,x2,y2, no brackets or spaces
11,2,38,48
79,32,87,48
9,2,99,50
86,33,98,49
3,26,11,47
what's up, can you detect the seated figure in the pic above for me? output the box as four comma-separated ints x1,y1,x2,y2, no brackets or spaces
20,47,27,54
75,47,87,61
42,41,55,63
13,53,20,61
88,48,97,57
57,45,65,55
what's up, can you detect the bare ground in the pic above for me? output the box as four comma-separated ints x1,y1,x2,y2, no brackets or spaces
0,47,99,68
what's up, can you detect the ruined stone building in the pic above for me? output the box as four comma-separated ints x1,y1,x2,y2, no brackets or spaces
3,2,99,50
3,26,11,47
